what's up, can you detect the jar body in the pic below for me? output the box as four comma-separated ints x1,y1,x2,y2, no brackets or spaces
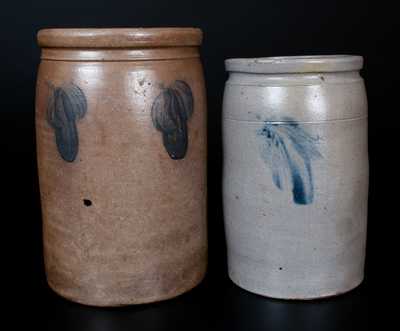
223,65,368,299
36,34,207,306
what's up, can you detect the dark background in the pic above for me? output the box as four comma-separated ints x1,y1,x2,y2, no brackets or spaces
1,0,396,329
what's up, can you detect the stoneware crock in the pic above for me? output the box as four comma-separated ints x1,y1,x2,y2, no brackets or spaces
222,55,368,299
35,28,207,306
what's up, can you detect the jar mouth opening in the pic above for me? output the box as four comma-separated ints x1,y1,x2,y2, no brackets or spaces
225,55,363,74
37,28,203,48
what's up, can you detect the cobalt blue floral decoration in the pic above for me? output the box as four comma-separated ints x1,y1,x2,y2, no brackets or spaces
258,117,321,205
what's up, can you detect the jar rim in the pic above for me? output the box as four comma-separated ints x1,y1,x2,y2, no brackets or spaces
37,28,202,48
225,55,363,74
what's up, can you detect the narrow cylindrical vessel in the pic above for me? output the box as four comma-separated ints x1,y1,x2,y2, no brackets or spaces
36,28,207,306
223,55,368,299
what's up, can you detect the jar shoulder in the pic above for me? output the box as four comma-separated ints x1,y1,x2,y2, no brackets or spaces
223,72,367,122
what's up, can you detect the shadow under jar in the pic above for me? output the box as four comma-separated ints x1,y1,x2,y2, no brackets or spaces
35,28,207,306
222,55,368,300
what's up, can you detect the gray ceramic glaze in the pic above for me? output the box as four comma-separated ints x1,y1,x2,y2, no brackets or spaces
222,55,368,299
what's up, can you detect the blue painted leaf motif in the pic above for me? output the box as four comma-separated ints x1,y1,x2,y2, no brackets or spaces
258,118,321,205
47,83,87,162
151,80,194,160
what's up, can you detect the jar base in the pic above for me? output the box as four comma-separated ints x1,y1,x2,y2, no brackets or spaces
228,271,364,301
46,269,206,307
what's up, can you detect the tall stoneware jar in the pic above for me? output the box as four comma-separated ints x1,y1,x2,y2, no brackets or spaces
35,28,207,306
222,55,368,299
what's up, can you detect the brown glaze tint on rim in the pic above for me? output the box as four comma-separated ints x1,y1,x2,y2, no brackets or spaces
37,28,203,48
225,55,363,74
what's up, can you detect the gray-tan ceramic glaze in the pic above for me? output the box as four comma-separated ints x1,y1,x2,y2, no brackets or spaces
36,28,207,307
222,55,368,300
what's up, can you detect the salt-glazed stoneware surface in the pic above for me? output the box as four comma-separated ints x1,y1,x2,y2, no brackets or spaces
222,55,368,300
35,28,207,306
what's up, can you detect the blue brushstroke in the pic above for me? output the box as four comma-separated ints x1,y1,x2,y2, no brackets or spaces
258,117,321,205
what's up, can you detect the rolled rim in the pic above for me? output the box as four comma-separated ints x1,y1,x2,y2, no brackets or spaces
225,55,363,73
37,28,203,48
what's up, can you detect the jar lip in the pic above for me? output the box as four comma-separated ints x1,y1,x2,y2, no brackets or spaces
225,55,363,74
37,28,202,48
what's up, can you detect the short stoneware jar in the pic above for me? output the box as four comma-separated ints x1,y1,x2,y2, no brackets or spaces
222,55,368,299
35,28,207,306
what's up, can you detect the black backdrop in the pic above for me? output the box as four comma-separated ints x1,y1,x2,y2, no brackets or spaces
1,0,396,330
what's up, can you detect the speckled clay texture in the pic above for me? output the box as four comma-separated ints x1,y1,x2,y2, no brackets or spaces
36,28,207,306
222,55,368,299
